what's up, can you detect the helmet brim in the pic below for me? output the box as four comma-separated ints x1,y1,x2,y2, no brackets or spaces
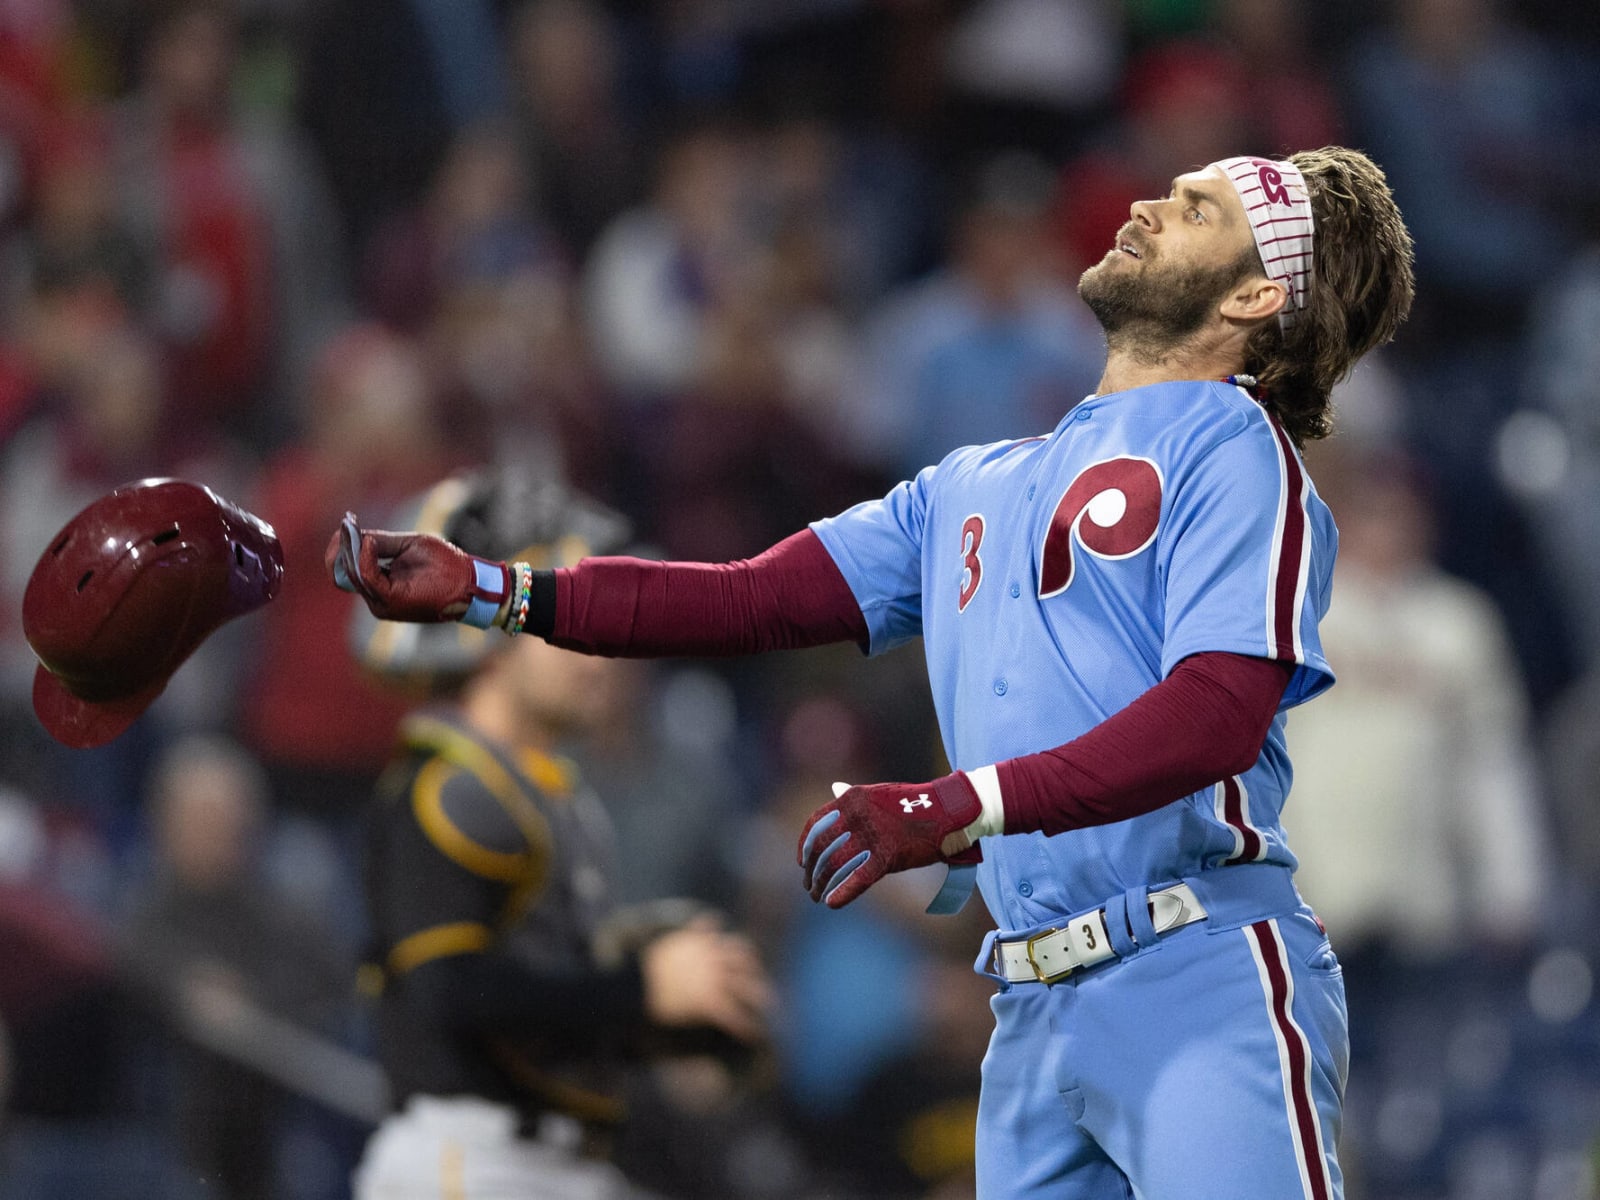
32,663,166,749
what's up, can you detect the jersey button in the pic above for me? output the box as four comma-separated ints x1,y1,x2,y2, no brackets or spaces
1009,582,1021,598
1018,880,1034,897
1026,483,1036,500
1076,409,1092,421
994,679,1008,696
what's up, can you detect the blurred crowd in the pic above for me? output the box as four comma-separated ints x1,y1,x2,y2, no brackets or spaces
0,1,1598,1198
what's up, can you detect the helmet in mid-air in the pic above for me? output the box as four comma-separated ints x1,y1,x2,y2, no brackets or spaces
23,478,284,748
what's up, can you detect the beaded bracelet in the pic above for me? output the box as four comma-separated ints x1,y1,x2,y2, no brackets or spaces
505,562,534,636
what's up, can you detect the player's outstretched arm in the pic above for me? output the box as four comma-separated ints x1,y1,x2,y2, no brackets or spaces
329,517,869,657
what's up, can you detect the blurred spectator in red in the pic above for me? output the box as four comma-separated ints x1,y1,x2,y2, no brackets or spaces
109,0,346,452
240,324,454,814
508,0,645,260
0,0,76,236
1050,38,1253,276
5,112,150,318
1207,0,1345,154
0,108,149,441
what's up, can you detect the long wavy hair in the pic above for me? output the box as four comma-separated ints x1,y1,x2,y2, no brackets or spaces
1242,147,1416,445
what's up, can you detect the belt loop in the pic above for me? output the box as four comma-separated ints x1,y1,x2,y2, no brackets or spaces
974,927,1011,990
1124,885,1158,948
1101,891,1137,958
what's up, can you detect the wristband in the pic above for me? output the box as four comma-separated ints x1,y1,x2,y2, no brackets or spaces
505,562,534,636
963,764,1005,840
462,558,513,629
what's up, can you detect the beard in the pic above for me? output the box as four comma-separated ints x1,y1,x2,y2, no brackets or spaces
1079,241,1257,360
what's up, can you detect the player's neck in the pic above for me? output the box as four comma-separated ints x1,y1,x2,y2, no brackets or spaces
1094,350,1241,396
1094,325,1246,397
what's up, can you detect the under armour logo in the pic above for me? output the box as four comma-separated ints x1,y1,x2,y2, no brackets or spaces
901,795,932,812
1257,164,1290,206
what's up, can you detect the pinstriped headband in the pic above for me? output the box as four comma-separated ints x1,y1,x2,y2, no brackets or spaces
1213,156,1314,330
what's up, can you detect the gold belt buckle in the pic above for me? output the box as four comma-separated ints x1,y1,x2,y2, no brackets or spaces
1024,927,1073,985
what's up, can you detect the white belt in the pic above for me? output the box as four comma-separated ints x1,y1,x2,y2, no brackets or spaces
993,883,1207,985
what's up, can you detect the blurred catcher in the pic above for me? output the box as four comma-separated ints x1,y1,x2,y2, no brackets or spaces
347,469,774,1200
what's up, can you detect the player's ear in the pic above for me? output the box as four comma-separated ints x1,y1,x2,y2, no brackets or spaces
1221,276,1287,325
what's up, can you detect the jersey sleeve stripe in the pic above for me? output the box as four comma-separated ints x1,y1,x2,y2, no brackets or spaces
1264,416,1310,663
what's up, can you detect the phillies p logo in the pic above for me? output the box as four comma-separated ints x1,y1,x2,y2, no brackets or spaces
1039,457,1163,598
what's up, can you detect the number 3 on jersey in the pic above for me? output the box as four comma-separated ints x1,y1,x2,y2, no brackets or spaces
957,457,1161,612
958,515,985,612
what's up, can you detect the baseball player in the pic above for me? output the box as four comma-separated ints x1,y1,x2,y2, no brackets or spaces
344,472,774,1200
331,146,1415,1199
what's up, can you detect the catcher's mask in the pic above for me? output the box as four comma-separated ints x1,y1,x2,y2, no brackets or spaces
350,469,631,691
24,479,284,748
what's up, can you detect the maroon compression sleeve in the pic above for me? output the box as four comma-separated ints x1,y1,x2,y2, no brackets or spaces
996,652,1295,836
551,529,869,657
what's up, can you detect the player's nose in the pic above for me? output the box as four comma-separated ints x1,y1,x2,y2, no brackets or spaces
1129,198,1159,231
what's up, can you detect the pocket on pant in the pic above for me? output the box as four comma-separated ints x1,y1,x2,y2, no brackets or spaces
1283,910,1342,976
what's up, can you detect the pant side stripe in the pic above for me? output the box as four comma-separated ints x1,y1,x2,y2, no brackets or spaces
1244,919,1332,1200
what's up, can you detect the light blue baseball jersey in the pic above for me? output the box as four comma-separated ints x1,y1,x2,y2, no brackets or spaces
811,378,1337,930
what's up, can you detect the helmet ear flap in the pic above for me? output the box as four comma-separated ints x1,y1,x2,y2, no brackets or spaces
23,478,283,748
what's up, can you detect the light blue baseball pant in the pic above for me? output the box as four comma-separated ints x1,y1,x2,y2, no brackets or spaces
973,869,1348,1200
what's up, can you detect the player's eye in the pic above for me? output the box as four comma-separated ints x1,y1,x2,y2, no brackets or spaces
1186,206,1205,224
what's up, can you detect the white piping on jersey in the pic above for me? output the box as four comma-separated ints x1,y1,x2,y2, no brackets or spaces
1286,441,1313,664
1214,775,1268,864
1259,405,1311,665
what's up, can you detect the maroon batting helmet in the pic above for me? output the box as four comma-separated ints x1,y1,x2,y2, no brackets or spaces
22,479,284,748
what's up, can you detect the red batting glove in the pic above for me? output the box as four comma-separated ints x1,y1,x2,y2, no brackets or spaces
797,772,984,909
325,513,510,626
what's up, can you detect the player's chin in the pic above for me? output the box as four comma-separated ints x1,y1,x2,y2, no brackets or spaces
1080,253,1128,287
